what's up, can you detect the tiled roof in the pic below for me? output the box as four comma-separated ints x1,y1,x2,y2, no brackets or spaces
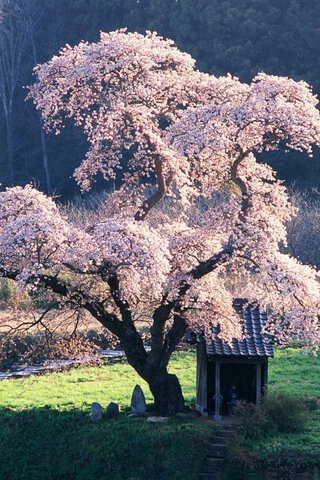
205,299,274,358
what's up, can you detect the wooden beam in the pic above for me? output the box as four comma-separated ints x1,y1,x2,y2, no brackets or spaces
214,361,222,420
195,343,208,415
263,362,268,399
256,363,262,403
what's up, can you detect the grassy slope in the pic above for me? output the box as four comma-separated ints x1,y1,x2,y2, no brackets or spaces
0,349,319,479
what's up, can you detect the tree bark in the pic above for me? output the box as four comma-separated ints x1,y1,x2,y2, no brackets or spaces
5,111,14,184
28,12,52,196
117,329,185,415
39,118,52,195
148,370,185,416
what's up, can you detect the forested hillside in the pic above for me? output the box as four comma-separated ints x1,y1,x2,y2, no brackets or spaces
1,0,320,198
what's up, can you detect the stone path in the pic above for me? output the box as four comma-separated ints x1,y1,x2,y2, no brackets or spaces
199,422,235,480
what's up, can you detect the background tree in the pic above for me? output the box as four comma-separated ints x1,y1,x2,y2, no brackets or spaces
287,190,320,269
1,32,320,414
0,0,28,185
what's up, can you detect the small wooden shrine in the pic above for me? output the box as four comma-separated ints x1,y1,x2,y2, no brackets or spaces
187,299,274,419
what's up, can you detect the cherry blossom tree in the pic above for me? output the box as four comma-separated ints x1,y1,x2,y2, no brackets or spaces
1,30,320,414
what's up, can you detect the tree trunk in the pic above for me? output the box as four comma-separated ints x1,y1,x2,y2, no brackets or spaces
148,371,185,416
28,18,52,196
5,111,14,185
119,339,185,415
39,122,52,195
84,298,186,417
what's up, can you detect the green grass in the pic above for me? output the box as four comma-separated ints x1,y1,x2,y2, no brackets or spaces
268,347,320,463
265,348,320,458
0,411,211,480
0,352,196,411
268,347,320,397
0,348,319,480
228,347,320,478
0,352,212,480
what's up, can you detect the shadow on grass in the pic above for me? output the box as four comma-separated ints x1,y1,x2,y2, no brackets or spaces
0,407,211,480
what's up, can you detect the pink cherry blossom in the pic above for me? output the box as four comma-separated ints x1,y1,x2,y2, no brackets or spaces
2,30,319,413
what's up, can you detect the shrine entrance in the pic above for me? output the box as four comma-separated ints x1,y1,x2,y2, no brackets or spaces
220,362,257,414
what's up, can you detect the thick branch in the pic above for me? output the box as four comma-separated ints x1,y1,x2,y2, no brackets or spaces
107,271,148,368
134,155,172,221
162,312,188,367
107,272,132,324
147,152,251,332
230,150,250,218
148,296,173,367
147,244,234,367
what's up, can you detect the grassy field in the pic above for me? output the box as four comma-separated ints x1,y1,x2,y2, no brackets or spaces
0,352,212,480
0,348,319,479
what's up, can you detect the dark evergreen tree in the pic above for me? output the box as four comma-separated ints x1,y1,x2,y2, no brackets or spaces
1,0,320,196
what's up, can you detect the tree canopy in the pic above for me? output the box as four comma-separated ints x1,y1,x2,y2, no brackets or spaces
1,30,320,414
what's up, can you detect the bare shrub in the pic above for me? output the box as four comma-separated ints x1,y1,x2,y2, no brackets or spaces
0,332,97,369
233,400,272,439
264,393,308,433
233,393,308,439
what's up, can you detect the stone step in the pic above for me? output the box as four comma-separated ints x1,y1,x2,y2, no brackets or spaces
216,422,236,429
207,443,227,458
212,432,235,441
204,457,224,465
214,431,235,439
211,435,227,444
205,456,225,466
199,425,235,479
212,431,232,440
203,464,223,474
215,425,236,432
199,474,216,480
215,425,235,432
